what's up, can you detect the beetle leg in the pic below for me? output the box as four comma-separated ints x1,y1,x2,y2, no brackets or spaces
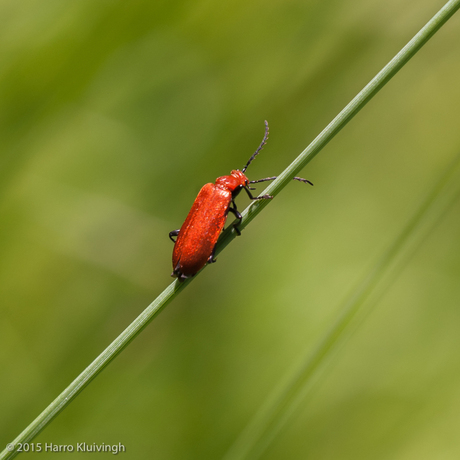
243,187,273,201
171,260,192,281
171,260,181,278
169,229,180,243
229,202,242,236
207,246,217,264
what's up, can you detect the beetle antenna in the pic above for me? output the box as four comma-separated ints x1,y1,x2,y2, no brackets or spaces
294,177,314,186
248,176,277,184
249,176,313,186
242,120,269,173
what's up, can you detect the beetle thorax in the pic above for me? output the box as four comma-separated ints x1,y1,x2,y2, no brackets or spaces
215,169,248,192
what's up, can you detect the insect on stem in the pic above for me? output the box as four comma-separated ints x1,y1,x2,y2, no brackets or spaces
170,121,312,280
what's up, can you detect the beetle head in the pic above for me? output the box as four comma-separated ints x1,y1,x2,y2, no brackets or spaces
215,169,249,195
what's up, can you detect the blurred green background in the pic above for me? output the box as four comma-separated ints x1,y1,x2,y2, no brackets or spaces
1,0,460,458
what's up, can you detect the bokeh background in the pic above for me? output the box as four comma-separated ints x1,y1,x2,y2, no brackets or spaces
1,0,460,458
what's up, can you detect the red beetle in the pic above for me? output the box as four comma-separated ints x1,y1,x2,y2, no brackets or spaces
169,121,312,280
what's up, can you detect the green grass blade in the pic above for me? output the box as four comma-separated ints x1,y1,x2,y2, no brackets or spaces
222,151,460,460
1,0,459,458
215,0,460,255
1,280,188,459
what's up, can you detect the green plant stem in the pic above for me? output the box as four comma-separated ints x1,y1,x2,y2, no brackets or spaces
2,0,459,458
222,151,460,460
1,281,188,459
215,0,460,255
